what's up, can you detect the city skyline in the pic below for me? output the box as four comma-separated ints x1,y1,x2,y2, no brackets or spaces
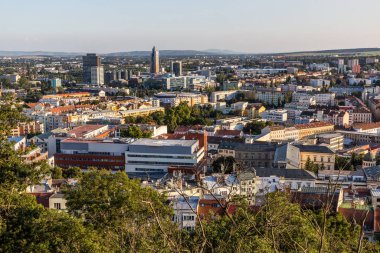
1,0,380,53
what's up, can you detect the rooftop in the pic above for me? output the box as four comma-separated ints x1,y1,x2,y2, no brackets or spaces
254,167,316,180
67,125,107,138
129,138,197,147
295,121,334,130
294,144,334,154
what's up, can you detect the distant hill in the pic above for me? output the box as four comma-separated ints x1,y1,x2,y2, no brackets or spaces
0,51,83,57
105,50,219,57
276,48,380,56
0,48,379,57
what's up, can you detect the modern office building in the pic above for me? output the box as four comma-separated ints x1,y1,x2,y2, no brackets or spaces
83,53,101,83
90,66,104,86
150,46,160,74
54,138,130,171
125,138,205,173
171,61,182,76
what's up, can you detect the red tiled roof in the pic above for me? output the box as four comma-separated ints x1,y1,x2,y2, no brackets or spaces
294,121,334,130
67,125,107,138
353,122,380,131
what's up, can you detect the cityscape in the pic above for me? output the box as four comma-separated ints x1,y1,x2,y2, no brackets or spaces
2,0,380,252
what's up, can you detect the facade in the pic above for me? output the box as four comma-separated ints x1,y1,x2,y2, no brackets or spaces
234,142,277,168
125,139,205,173
119,107,165,118
54,138,129,171
150,46,160,74
172,196,198,230
154,92,208,107
83,53,100,83
49,193,67,211
210,90,238,102
10,121,44,137
317,133,344,151
255,89,285,106
348,59,361,74
262,109,288,123
295,145,335,170
90,66,104,86
171,61,182,77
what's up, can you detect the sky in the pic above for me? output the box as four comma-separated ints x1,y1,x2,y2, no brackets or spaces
0,0,379,53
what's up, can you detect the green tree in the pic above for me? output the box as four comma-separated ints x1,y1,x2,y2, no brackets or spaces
0,190,103,252
50,166,63,179
304,157,319,173
62,166,82,179
64,170,182,252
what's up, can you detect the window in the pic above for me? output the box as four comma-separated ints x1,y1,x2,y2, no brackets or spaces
54,203,61,210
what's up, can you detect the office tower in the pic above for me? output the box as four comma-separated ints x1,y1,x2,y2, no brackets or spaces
91,66,104,86
338,59,345,74
171,61,182,76
348,59,361,74
83,53,100,83
150,46,160,74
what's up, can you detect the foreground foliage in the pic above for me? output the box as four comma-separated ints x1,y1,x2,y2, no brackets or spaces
1,96,380,252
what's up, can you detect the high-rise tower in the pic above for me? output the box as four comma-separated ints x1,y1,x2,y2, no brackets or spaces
171,61,182,76
150,46,160,74
83,53,101,83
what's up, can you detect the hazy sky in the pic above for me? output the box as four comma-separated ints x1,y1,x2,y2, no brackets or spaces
1,0,379,53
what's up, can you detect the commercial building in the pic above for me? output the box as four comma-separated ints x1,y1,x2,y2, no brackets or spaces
54,138,130,171
83,53,101,83
125,139,205,173
91,66,104,86
150,46,160,74
171,61,182,77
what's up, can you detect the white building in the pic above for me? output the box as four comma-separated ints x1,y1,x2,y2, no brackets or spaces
262,109,288,123
125,139,205,173
210,90,238,102
310,79,330,87
91,66,104,86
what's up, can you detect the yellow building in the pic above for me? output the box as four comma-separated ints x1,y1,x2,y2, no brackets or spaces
296,145,335,170
295,122,334,139
120,107,165,117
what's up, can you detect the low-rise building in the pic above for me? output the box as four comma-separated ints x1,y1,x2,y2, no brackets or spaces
125,139,205,173
295,144,335,170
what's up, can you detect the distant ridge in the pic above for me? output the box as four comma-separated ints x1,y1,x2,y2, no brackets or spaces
105,50,220,57
0,48,379,57
271,47,380,56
